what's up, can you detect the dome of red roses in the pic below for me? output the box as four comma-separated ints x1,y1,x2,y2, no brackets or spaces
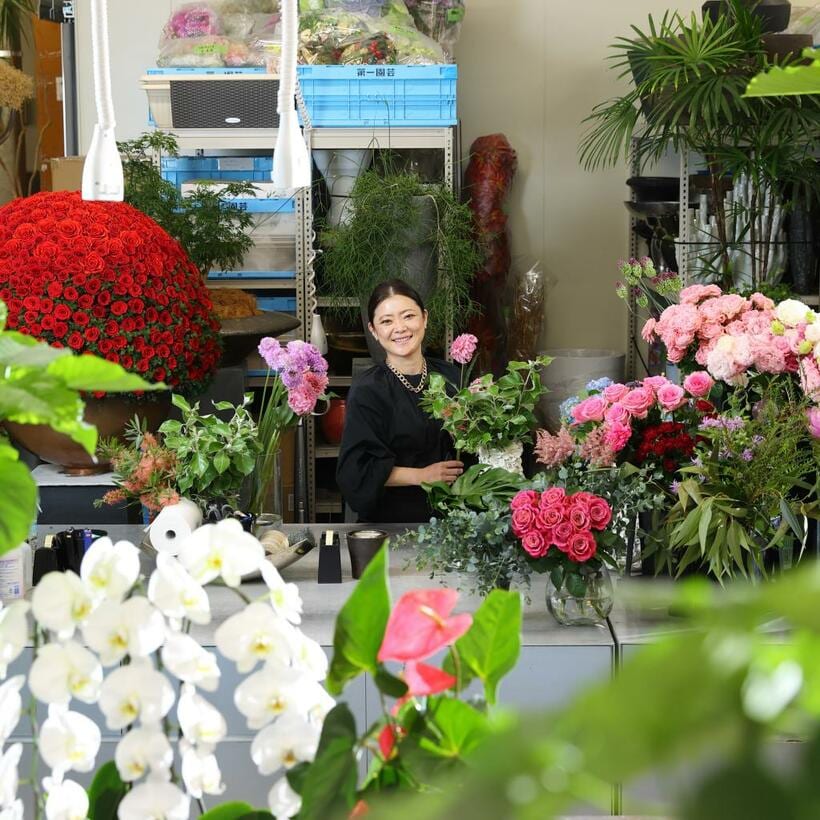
0,191,220,393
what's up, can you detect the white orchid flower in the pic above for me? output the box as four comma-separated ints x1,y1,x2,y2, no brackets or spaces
215,602,294,674
268,776,302,820
43,777,88,820
117,781,189,820
0,677,25,745
80,537,141,602
81,597,165,666
286,628,329,682
0,800,22,819
31,572,94,639
160,632,220,692
260,562,303,624
234,662,312,730
0,602,29,677
304,685,336,727
177,519,264,587
177,684,226,749
250,712,320,776
39,706,101,776
0,743,22,807
147,554,211,627
28,641,103,705
115,727,173,782
181,747,225,798
98,660,175,730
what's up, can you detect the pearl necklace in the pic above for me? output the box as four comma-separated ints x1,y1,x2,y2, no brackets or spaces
387,358,428,393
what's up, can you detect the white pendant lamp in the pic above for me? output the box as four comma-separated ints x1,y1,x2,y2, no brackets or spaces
272,0,311,191
82,0,124,201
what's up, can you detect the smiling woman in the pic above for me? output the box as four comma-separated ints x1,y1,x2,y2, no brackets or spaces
336,279,466,523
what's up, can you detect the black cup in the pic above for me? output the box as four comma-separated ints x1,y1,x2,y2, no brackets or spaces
346,529,389,580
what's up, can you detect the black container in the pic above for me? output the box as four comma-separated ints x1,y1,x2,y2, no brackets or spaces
626,176,680,203
346,529,388,580
702,1,791,33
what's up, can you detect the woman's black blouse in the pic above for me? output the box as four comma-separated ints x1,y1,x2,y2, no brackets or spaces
336,358,460,523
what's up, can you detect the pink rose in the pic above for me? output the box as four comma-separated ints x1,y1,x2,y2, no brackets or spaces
538,507,563,529
511,507,537,536
604,402,630,425
602,383,629,403
540,487,567,508
450,333,478,365
642,375,669,393
571,396,608,424
603,420,632,452
569,507,590,531
552,521,574,551
568,531,597,563
510,490,540,511
588,498,612,531
656,383,687,412
683,371,714,398
521,530,548,558
620,386,655,419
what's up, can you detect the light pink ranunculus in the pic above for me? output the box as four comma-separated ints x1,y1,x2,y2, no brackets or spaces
683,371,714,398
450,333,478,365
656,383,687,412
679,284,722,305
604,402,630,425
602,383,629,403
603,420,632,452
620,387,655,419
571,396,608,424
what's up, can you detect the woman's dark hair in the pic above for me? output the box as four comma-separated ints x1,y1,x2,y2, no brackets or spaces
366,279,426,324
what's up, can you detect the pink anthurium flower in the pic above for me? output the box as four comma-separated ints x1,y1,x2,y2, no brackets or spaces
404,661,457,697
377,589,472,664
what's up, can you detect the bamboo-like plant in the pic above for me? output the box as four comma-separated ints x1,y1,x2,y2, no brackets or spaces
579,0,820,288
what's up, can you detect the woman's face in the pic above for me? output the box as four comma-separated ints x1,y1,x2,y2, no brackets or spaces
369,295,427,360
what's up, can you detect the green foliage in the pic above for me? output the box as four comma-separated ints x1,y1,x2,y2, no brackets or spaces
87,761,127,820
119,131,255,276
0,300,161,556
745,48,820,98
423,465,527,516
421,357,553,454
158,393,262,507
327,545,391,694
198,803,274,819
0,0,35,51
320,168,483,347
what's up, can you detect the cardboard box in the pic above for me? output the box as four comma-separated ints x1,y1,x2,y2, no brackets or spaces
47,156,85,192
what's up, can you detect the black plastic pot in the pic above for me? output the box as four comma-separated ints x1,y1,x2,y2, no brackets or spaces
702,1,791,33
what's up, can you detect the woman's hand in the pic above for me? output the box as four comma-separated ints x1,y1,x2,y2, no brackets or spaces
419,460,464,485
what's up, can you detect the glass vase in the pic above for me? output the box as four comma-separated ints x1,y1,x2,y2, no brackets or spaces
251,449,282,518
546,566,614,626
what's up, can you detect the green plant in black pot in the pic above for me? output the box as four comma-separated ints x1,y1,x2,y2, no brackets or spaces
319,168,483,349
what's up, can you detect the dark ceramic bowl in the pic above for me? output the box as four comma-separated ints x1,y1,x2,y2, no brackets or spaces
346,529,389,579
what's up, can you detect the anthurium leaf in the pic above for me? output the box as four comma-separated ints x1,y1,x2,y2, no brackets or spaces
198,803,273,819
374,666,409,698
327,545,390,694
0,445,36,557
87,761,127,820
0,333,70,367
297,704,358,820
744,51,820,98
46,355,162,392
446,589,521,705
422,697,491,758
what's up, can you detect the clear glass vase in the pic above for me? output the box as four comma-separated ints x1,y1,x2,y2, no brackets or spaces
251,449,282,518
546,566,614,626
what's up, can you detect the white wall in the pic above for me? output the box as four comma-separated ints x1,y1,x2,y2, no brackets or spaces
75,0,702,353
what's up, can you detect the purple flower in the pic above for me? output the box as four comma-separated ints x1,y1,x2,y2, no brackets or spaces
258,337,286,371
450,333,478,365
669,480,681,494
741,449,754,461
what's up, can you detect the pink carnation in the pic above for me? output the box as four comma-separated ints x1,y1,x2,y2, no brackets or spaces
679,284,722,305
288,386,318,415
683,371,714,398
602,383,629,403
450,333,478,365
656,382,687,412
602,420,632,452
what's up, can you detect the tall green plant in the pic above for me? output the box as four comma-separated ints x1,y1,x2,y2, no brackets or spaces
320,169,483,347
0,0,35,51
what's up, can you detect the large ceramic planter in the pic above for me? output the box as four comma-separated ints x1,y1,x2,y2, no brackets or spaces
537,349,625,432
5,394,171,475
312,149,372,226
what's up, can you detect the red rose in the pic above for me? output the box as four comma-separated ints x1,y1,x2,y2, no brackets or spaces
121,317,136,333
67,331,83,350
84,326,100,343
537,507,563,530
72,312,90,327
105,352,120,365
110,300,128,316
540,487,567,508
113,283,128,297
22,295,40,311
137,358,150,372
41,315,55,330
98,339,114,354
521,530,548,558
567,531,597,563
552,522,574,551
569,507,591,532
91,306,106,319
156,344,171,359
53,322,68,338
77,294,94,310
588,499,612,531
511,507,537,536
38,297,53,313
84,252,105,273
53,304,71,321
510,490,540,511
153,367,166,382
96,290,111,306
121,355,133,370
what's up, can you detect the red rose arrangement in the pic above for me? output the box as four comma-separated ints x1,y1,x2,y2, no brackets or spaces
0,191,220,393
634,421,698,473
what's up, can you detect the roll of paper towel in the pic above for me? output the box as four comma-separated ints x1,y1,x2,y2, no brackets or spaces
149,498,202,555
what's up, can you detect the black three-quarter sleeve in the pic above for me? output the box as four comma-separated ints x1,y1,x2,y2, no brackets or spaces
336,381,396,520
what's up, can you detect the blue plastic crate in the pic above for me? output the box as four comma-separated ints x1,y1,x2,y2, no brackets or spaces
161,156,273,173
257,296,297,313
146,67,266,75
218,197,295,214
296,64,457,127
207,270,296,281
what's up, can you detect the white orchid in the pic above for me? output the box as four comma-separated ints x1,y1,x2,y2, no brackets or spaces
117,781,189,820
39,706,101,775
160,632,220,692
79,537,140,602
261,562,303,624
0,744,21,807
0,602,29,677
82,597,165,666
303,684,336,727
43,777,88,820
115,727,173,782
28,641,102,705
234,662,313,730
286,628,329,682
177,519,264,587
215,602,294,674
31,572,94,639
268,776,302,820
250,712,320,776
147,554,211,627
0,800,22,819
181,746,225,798
0,677,24,745
177,684,227,749
98,660,175,730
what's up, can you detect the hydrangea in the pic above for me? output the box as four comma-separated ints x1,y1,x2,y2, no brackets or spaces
559,395,581,424
585,377,614,393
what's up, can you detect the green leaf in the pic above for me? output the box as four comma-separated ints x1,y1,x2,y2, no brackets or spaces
566,573,588,599
199,803,274,819
374,666,409,698
297,704,358,820
698,498,714,551
422,697,491,758
46,355,161,392
327,545,390,695
171,393,192,412
87,761,127,820
745,51,820,98
447,589,521,705
0,447,37,557
0,332,69,367
213,451,230,475
779,498,804,541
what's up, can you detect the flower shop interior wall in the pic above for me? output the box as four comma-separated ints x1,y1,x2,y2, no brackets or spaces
72,0,702,355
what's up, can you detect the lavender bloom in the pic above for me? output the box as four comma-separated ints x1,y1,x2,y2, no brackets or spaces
669,480,681,494
741,449,754,461
752,435,764,445
258,337,286,371
699,416,745,431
